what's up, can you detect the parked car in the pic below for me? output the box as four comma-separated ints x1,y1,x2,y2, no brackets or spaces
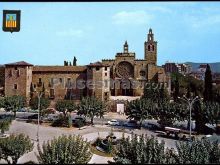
72,116,86,123
45,114,59,121
27,114,38,119
144,123,161,130
123,120,139,128
17,108,26,112
107,119,120,126
72,116,86,127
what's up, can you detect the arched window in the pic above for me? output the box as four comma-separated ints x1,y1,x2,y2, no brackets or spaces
152,45,154,51
148,45,151,51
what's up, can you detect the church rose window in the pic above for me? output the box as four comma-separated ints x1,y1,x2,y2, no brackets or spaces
116,61,134,78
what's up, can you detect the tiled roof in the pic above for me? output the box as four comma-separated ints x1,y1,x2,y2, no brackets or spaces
5,61,33,66
33,66,87,72
87,61,109,67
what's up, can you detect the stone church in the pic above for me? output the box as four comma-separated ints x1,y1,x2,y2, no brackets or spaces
0,28,168,106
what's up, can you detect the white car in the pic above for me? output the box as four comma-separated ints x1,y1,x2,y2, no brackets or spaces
107,119,120,126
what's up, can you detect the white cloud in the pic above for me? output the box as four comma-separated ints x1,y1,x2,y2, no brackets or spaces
56,29,84,37
112,11,153,25
185,14,220,29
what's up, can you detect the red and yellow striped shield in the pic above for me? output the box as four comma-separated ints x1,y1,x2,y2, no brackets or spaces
6,14,17,28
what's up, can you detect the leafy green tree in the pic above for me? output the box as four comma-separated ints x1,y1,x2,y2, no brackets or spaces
3,96,25,117
0,117,12,134
112,133,220,164
0,134,34,164
0,97,4,108
206,102,220,126
77,96,106,125
126,99,155,127
172,139,220,164
37,135,92,164
173,79,179,102
29,97,50,114
192,101,210,134
204,64,213,102
143,83,169,103
156,101,188,128
113,133,166,164
55,100,75,117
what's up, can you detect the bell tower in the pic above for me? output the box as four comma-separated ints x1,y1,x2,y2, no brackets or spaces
144,28,157,65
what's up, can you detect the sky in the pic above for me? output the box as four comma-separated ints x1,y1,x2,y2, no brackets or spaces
0,2,220,66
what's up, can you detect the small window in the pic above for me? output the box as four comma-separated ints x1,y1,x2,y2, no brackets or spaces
50,89,55,99
59,78,63,83
105,67,108,71
14,84,17,89
34,84,36,88
105,92,108,96
17,69,20,77
15,67,17,70
148,45,151,51
105,73,107,76
39,78,42,83
96,67,100,71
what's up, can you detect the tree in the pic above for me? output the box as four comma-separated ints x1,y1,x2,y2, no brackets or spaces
29,96,50,112
73,56,77,66
0,117,12,134
172,139,220,164
126,99,155,127
192,101,210,134
55,100,75,117
112,133,220,164
37,135,92,164
206,102,220,127
30,83,34,99
173,79,179,102
156,101,187,128
0,134,34,164
77,96,106,125
204,64,213,102
3,96,25,117
0,97,4,108
143,83,169,103
64,60,68,66
113,133,167,164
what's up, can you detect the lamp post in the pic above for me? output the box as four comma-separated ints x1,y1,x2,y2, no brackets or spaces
178,95,200,141
36,91,43,142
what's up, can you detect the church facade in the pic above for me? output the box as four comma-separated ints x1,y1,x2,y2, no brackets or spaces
1,29,168,105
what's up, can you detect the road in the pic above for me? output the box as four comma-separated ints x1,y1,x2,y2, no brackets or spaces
1,119,178,164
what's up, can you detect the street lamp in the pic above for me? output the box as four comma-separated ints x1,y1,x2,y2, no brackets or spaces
178,95,201,141
36,91,43,143
34,89,49,143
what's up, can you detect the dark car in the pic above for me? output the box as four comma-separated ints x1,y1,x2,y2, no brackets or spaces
27,114,39,119
123,120,139,128
72,116,86,123
72,116,86,127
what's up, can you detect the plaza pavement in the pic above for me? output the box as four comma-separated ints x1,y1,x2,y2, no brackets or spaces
1,119,178,164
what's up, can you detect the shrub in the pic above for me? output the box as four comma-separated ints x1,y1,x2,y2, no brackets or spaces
51,115,69,127
37,135,92,164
